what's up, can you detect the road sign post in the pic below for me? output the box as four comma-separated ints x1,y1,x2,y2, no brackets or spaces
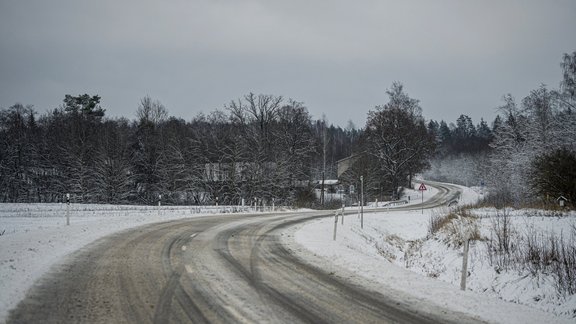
418,183,427,214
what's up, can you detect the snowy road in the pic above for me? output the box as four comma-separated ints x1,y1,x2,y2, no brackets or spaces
7,183,479,323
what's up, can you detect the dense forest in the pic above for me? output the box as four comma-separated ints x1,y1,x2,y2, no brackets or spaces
0,93,359,206
1,52,575,207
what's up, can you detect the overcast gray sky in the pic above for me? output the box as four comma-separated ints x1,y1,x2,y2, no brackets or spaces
1,0,574,127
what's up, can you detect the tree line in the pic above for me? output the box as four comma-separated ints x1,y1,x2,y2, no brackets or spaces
0,94,359,206
424,51,576,207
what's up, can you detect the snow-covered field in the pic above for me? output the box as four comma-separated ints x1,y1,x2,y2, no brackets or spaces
290,184,576,323
0,204,256,321
1,184,575,323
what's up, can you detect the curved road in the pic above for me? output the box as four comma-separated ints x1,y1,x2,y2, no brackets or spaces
8,182,480,323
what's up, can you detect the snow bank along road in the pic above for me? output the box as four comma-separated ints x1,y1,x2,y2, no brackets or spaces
8,183,480,323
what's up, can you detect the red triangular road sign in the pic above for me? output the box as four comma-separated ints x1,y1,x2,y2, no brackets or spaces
418,183,427,191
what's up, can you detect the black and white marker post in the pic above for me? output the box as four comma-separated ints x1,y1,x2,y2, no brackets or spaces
333,210,338,240
66,193,70,226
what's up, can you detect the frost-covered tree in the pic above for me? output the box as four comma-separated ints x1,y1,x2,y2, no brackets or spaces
521,85,558,153
276,101,315,183
488,95,532,203
89,119,133,203
130,97,169,204
56,94,106,202
557,51,576,151
0,104,40,202
489,79,576,205
560,51,576,102
365,83,435,196
226,93,284,203
136,96,168,126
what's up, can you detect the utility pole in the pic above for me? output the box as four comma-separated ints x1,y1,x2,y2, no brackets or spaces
321,117,327,207
360,175,364,229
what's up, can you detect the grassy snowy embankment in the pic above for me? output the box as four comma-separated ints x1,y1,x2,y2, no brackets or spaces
289,184,575,323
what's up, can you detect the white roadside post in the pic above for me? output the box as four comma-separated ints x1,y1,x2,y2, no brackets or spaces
158,194,162,216
360,176,364,229
341,203,345,225
458,218,474,291
460,236,470,291
66,193,70,225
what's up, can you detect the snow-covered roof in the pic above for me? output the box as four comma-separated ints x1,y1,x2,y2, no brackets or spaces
314,179,339,185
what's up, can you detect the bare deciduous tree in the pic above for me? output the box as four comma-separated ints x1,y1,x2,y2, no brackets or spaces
364,83,434,197
137,96,168,126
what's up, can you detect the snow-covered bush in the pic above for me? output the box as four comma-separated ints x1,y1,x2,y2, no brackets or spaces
483,209,576,297
485,208,515,271
518,225,576,296
428,209,457,236
427,207,481,247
